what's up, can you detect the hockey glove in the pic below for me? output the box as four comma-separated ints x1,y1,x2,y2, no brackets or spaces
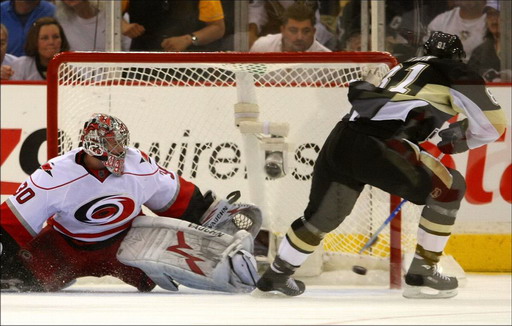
437,119,469,154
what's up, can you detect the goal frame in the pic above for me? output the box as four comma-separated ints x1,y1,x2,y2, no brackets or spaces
46,51,404,288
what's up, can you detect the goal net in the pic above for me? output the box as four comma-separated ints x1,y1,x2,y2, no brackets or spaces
47,51,420,288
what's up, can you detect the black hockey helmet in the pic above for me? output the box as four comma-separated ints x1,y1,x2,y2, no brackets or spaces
423,31,466,61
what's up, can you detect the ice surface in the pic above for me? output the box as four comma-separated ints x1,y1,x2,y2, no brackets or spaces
1,273,510,325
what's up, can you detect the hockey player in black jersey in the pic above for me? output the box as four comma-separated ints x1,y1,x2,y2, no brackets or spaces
255,31,508,298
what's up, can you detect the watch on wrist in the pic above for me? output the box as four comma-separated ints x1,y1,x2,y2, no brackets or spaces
190,34,199,46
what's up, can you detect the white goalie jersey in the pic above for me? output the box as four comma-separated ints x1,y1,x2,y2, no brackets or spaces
5,147,193,243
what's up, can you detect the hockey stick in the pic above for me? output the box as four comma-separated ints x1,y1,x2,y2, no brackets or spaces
357,152,445,255
357,198,408,255
352,198,407,275
352,152,445,275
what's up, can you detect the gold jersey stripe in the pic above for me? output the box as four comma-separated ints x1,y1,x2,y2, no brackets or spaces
420,216,454,234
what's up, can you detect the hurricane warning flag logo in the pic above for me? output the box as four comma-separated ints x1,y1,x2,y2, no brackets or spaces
74,195,136,225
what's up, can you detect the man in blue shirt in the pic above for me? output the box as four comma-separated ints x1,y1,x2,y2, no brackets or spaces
1,0,55,56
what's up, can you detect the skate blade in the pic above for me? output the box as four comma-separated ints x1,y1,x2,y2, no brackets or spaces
251,288,294,298
403,285,458,299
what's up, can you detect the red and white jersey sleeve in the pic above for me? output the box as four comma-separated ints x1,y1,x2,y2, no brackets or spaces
2,148,190,243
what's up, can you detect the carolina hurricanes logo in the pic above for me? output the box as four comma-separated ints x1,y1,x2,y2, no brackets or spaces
166,231,205,276
74,195,136,225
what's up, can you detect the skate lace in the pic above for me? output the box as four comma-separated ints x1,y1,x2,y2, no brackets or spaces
431,265,450,281
286,278,299,291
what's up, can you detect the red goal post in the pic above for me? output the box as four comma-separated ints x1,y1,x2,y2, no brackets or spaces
47,51,413,288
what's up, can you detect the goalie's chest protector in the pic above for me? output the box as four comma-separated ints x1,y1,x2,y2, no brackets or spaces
8,148,180,242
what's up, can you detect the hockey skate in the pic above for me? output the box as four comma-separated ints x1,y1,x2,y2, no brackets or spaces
255,267,305,296
403,257,458,299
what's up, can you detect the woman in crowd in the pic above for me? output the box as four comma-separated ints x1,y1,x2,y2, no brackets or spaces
10,17,70,81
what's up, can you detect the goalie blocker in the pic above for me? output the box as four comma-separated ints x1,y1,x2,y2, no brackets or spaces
117,192,263,293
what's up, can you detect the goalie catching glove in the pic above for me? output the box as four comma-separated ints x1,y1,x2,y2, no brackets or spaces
199,190,262,239
437,119,469,154
117,216,260,293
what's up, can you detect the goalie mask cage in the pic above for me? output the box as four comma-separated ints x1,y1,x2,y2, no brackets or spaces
47,51,419,289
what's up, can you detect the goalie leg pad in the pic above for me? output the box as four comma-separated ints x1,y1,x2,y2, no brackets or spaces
229,249,260,289
117,216,259,293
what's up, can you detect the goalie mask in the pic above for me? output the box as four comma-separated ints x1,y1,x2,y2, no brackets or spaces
81,113,130,176
423,31,466,61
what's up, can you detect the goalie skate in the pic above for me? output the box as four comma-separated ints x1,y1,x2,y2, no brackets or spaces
1,278,26,292
403,258,458,299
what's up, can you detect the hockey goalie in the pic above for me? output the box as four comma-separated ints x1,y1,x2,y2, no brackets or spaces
1,113,261,293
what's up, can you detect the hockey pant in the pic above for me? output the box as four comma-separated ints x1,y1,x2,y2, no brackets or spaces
284,121,465,261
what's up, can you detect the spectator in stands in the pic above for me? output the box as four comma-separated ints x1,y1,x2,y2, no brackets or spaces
343,29,362,51
387,0,454,62
10,17,69,80
426,0,487,61
0,0,56,56
468,1,510,82
334,0,451,60
250,1,330,52
248,0,335,50
124,0,225,52
1,23,17,80
317,0,341,41
216,0,235,51
55,0,131,51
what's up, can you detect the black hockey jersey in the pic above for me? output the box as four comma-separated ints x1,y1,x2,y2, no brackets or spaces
345,56,507,148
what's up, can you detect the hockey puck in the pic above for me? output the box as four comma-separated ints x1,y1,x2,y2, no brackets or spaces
352,265,367,275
